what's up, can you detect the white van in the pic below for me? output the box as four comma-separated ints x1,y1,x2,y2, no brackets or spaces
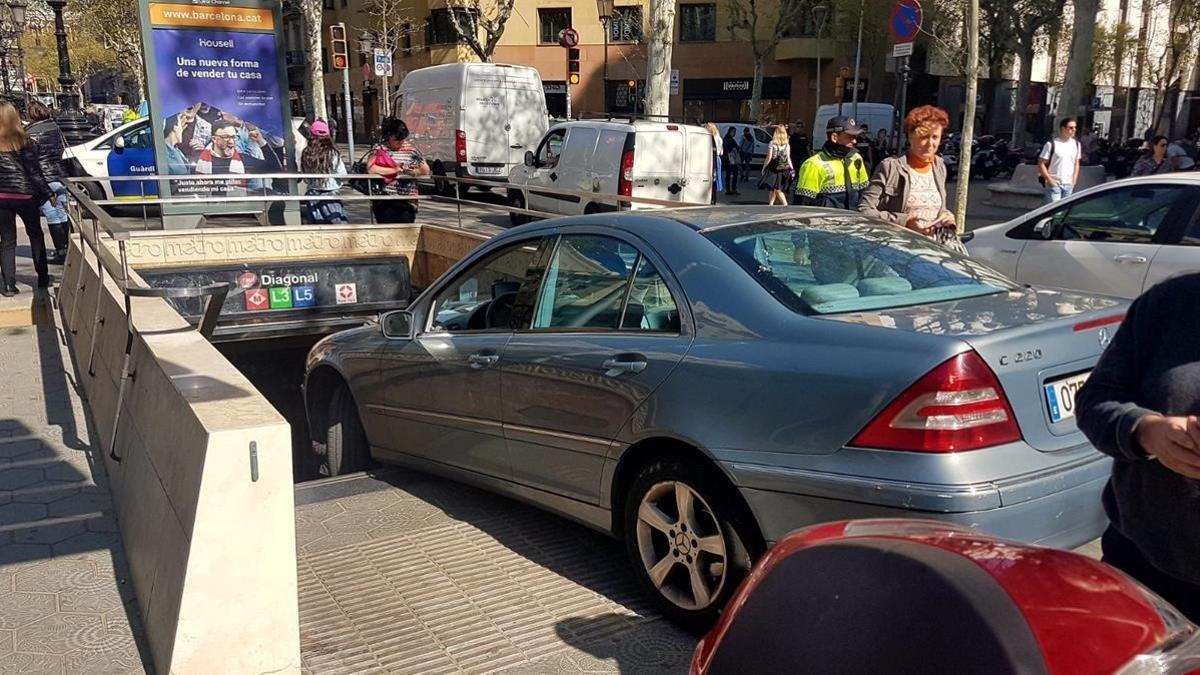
715,123,774,169
506,119,714,222
397,63,548,190
813,103,895,142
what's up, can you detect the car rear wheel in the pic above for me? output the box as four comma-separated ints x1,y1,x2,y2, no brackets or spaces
312,383,372,477
623,457,761,631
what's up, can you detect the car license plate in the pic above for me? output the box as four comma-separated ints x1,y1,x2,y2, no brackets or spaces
1044,372,1090,423
474,166,502,175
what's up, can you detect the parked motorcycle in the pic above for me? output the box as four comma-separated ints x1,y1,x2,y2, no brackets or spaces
971,135,1004,180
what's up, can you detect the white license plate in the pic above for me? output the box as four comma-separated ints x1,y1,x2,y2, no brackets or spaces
1043,372,1090,423
474,166,503,175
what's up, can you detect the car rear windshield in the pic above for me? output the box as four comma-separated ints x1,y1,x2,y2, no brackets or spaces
704,216,1018,315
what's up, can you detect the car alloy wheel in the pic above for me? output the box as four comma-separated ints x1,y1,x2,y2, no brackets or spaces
636,480,728,611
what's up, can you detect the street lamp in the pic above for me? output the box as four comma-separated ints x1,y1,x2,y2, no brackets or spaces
0,0,27,106
812,5,829,109
596,0,613,111
46,0,89,142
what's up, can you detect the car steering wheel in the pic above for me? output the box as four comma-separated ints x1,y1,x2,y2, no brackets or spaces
484,292,518,329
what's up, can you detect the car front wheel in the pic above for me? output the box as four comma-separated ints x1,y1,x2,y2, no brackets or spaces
623,457,762,631
508,190,531,226
311,383,372,477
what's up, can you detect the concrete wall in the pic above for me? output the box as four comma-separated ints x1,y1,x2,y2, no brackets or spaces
57,235,301,675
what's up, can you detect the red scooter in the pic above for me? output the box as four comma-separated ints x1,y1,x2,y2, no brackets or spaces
693,519,1200,675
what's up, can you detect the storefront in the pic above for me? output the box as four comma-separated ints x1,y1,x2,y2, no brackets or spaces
544,82,567,119
682,77,792,125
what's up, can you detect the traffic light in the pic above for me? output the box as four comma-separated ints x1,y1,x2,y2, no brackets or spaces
330,23,348,70
566,47,580,85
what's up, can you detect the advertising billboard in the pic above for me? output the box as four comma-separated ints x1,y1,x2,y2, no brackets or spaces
139,0,296,224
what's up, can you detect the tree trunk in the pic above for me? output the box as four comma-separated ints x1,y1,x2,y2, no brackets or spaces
957,0,980,232
1012,43,1035,147
643,0,675,118
749,57,765,122
1059,0,1099,125
301,0,328,119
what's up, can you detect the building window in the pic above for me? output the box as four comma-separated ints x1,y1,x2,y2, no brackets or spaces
402,23,414,55
538,8,572,45
429,8,475,44
322,0,332,10
610,6,642,42
340,0,346,7
680,4,716,42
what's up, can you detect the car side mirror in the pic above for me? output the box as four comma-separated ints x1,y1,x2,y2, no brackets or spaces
524,150,536,168
113,135,126,153
959,231,975,244
381,309,414,339
1033,216,1057,240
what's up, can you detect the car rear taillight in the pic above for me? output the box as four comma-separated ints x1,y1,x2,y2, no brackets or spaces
619,149,634,198
455,130,467,163
851,351,1021,453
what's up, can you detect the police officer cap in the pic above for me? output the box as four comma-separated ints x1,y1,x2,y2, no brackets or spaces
827,116,865,135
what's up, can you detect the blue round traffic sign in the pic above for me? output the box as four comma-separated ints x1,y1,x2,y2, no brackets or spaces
890,0,923,42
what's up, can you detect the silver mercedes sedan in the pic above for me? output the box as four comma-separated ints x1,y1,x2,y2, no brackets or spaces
304,207,1124,628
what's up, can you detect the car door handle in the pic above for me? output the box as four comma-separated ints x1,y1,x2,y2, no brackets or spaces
510,144,523,149
602,354,647,377
467,352,500,369
1113,254,1148,264
550,172,558,181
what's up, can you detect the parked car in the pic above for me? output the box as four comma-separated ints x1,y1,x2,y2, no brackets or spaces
505,120,714,223
304,207,1123,628
64,117,308,201
714,123,773,169
968,174,1200,299
693,519,1200,674
397,63,548,194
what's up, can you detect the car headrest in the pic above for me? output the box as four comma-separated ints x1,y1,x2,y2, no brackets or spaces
492,280,521,298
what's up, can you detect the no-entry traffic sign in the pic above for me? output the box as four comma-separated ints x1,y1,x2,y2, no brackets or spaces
890,0,923,43
559,27,579,48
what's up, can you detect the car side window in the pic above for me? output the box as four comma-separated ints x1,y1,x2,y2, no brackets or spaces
1055,186,1187,244
561,128,599,167
429,240,542,333
126,125,154,149
532,235,638,330
754,129,772,144
621,257,681,332
536,130,565,168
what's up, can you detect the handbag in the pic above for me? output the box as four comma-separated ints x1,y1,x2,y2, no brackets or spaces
936,224,969,255
348,147,389,195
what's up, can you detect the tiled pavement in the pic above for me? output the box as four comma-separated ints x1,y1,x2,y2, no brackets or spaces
295,469,697,674
0,292,151,673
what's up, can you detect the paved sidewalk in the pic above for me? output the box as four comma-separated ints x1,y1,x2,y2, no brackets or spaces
0,280,151,671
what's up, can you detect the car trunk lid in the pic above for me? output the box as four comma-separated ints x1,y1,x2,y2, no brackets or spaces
822,287,1127,452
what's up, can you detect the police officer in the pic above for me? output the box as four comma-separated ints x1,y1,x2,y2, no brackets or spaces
795,115,870,210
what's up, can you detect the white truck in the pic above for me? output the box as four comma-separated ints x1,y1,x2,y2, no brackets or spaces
507,119,715,222
397,63,549,193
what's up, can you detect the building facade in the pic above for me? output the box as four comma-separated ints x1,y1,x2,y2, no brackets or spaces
283,0,863,142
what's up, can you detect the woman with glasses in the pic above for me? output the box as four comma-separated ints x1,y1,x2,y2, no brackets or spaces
0,102,54,296
1132,136,1173,177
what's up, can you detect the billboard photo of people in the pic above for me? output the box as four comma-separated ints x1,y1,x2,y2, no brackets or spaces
143,1,294,203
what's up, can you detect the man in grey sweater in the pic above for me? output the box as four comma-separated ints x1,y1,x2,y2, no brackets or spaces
1077,273,1200,621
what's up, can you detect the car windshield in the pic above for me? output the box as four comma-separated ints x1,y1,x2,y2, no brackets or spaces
705,216,1018,315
